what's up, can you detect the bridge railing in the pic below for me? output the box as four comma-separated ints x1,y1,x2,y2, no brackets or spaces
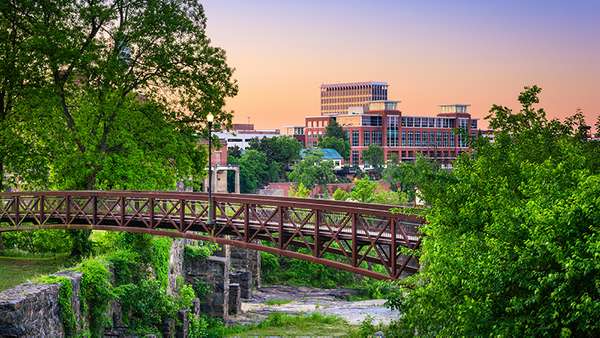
0,191,424,279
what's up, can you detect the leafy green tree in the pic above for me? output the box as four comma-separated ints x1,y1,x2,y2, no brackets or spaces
318,136,350,160
288,182,311,198
0,0,237,255
324,119,346,140
332,188,350,201
372,190,409,205
362,145,384,172
229,149,269,193
350,177,378,203
389,86,600,336
248,136,302,179
382,155,448,203
289,150,336,189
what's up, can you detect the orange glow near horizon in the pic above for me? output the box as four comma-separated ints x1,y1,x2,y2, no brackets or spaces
203,1,599,131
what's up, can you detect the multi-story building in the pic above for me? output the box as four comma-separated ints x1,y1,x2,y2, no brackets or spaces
306,99,479,168
281,125,306,146
304,116,331,147
213,124,280,150
321,81,388,116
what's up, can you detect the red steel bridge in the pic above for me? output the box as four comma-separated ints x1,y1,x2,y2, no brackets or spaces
0,191,424,280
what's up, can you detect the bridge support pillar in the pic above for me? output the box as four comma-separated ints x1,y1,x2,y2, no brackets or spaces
184,255,230,319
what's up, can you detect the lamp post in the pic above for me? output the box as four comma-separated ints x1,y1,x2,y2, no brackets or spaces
206,112,215,225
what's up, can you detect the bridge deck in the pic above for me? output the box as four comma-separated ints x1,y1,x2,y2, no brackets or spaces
0,191,425,279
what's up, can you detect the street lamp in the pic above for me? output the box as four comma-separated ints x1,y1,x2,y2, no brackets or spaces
206,112,215,225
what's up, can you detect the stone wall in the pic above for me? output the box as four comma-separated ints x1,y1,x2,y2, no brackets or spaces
0,271,82,338
184,255,230,319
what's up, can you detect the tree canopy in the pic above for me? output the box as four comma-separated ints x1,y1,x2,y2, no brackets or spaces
0,0,237,191
0,0,237,255
248,136,302,180
388,86,600,336
362,144,384,172
288,150,336,189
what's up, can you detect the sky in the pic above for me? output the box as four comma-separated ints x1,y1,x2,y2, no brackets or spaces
202,0,599,130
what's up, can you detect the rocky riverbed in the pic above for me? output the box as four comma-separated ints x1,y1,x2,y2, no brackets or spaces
230,285,399,326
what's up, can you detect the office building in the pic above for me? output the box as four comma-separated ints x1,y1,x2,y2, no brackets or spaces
320,81,388,116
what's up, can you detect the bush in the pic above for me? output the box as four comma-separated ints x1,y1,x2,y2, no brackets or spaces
1,230,72,254
115,279,176,333
37,275,76,336
78,257,113,337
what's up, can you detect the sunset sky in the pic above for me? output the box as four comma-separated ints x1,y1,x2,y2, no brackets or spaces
203,0,599,130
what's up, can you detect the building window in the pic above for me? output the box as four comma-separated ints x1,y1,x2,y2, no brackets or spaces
401,130,407,146
372,131,382,146
363,131,371,146
352,130,359,146
408,131,414,147
351,150,359,165
387,118,399,147
470,120,478,129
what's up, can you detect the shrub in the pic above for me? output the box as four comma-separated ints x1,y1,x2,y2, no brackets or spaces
77,257,113,337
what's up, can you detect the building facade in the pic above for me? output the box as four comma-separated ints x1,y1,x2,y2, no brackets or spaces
281,125,306,146
320,81,388,116
213,124,280,150
306,101,479,168
304,116,331,147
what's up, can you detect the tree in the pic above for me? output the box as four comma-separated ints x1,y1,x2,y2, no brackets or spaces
332,188,350,201
382,155,448,203
362,145,384,172
324,119,346,140
389,86,600,336
350,177,377,203
229,149,269,193
288,150,336,189
288,182,310,198
318,136,350,160
248,136,302,179
0,0,237,255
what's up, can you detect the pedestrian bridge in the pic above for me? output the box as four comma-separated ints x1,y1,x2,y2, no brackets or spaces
0,191,424,280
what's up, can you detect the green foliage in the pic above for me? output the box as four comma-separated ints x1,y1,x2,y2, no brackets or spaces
1,230,72,254
332,188,350,201
350,177,378,203
371,190,409,205
392,86,600,336
188,313,210,337
248,136,303,179
106,249,142,286
185,243,218,260
115,279,176,334
362,144,384,172
261,251,358,288
225,312,352,337
288,182,311,198
37,275,76,336
289,150,337,189
150,237,173,289
229,149,270,193
324,119,346,140
382,154,449,203
78,258,113,337
318,136,350,160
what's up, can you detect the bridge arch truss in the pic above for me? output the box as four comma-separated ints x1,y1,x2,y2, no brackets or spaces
0,191,423,280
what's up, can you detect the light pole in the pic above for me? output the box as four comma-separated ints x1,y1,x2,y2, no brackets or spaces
206,112,215,225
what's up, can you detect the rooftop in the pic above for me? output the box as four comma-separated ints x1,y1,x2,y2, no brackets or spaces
301,148,343,160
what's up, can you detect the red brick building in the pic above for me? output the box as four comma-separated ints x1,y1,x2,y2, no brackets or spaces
305,101,479,168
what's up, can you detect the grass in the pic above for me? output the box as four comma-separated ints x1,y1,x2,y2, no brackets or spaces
0,254,69,291
264,298,293,306
225,312,355,337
